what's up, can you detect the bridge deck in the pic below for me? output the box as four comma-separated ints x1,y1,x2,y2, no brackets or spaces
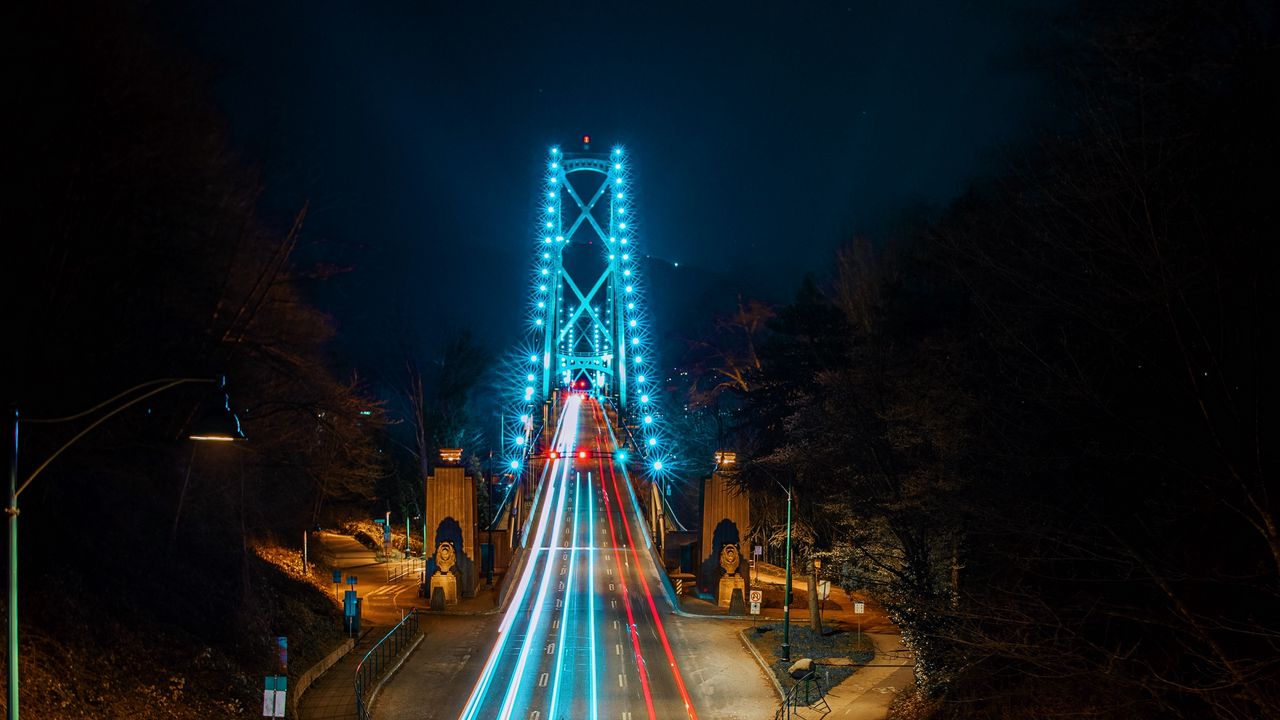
458,393,699,720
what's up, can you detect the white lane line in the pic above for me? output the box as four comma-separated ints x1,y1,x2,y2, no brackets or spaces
460,396,579,720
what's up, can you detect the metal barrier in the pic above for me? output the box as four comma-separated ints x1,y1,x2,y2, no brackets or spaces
354,609,420,720
774,668,831,719
385,557,415,582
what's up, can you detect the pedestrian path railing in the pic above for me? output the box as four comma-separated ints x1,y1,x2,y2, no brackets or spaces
385,557,416,582
354,609,420,720
774,668,831,719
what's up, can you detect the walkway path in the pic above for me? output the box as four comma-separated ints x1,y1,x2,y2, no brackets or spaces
297,532,421,720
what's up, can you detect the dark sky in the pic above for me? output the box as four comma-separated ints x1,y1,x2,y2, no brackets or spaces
160,1,1053,374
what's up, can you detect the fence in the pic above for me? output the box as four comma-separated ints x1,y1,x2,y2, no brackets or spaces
354,609,420,720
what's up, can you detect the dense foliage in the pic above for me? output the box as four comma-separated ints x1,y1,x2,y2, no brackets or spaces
712,2,1278,717
4,2,391,715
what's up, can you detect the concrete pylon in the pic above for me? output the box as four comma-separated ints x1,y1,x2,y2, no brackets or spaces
425,448,479,599
700,451,750,599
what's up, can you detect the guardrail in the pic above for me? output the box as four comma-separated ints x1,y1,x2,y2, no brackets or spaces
354,609,420,720
385,557,416,582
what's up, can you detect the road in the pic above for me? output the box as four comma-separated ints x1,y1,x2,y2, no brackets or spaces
458,393,699,720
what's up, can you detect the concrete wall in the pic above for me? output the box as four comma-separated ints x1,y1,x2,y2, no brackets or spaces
288,637,354,717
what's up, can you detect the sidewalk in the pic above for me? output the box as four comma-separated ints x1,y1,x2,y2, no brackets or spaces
681,562,914,719
296,533,423,720
296,625,381,720
789,632,914,719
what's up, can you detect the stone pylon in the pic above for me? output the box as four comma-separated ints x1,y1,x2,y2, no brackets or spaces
700,451,750,599
425,448,479,599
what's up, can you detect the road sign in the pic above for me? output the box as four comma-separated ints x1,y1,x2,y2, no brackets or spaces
818,581,831,600
753,545,763,557
332,569,342,584
750,602,761,615
262,675,286,717
854,601,865,614
347,574,357,587
749,589,763,604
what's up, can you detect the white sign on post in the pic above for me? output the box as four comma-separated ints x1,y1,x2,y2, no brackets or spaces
750,601,761,615
262,676,286,717
818,580,831,600
854,601,866,614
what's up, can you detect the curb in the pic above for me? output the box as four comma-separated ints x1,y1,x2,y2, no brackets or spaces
739,627,786,702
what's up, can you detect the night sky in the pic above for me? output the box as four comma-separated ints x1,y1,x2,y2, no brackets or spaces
160,1,1054,374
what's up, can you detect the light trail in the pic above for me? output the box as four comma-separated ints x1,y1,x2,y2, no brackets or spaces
588,470,599,720
496,405,577,720
593,398,700,720
458,395,580,720
597,423,657,720
546,471,580,719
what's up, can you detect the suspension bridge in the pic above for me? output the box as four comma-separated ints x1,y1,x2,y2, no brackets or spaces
456,139,698,719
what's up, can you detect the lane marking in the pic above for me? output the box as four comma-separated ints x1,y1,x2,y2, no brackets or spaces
547,471,582,720
460,395,581,720
593,402,657,720
594,398,699,720
494,397,581,720
588,468,599,720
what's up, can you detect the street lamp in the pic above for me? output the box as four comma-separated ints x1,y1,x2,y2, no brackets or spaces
6,377,244,720
779,478,793,663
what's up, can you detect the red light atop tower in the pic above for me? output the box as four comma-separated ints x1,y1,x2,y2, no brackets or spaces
583,135,590,144
578,450,587,459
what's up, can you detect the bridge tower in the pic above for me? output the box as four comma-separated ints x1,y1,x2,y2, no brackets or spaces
507,138,669,473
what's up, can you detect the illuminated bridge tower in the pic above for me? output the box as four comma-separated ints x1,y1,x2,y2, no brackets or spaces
507,138,669,474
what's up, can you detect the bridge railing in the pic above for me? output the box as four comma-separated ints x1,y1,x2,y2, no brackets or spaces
601,397,688,532
354,609,421,720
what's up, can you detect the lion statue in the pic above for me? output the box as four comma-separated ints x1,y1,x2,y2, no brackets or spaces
435,541,456,575
719,543,740,577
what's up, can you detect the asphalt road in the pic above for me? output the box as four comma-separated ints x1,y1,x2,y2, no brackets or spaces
451,393,698,720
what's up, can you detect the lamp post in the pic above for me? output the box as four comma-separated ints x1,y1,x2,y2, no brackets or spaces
781,479,793,663
6,377,244,720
